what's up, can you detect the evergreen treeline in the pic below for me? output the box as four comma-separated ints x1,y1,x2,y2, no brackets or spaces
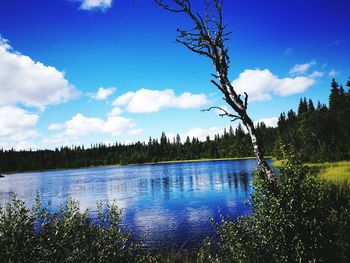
0,78,349,173
276,78,350,161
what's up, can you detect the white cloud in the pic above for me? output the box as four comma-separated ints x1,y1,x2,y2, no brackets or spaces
48,123,63,131
0,106,38,138
0,106,39,149
0,37,79,110
232,69,315,102
41,133,79,149
309,71,324,78
168,126,228,142
215,105,231,115
289,61,316,75
254,117,278,128
103,116,142,136
90,87,116,100
14,141,39,151
112,88,208,113
108,106,122,116
169,116,279,142
171,92,207,109
65,114,104,136
78,0,112,11
329,69,340,77
186,127,226,141
54,113,142,137
113,91,134,106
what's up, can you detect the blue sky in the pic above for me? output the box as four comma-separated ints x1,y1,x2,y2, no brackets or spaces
0,0,349,150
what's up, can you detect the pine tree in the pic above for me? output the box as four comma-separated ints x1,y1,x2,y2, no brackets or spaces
329,78,340,111
298,97,308,115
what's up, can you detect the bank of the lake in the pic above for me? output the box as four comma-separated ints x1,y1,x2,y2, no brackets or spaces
2,156,266,175
128,156,263,166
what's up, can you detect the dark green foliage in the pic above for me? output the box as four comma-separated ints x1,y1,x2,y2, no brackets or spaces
197,153,350,262
0,194,155,263
276,78,350,162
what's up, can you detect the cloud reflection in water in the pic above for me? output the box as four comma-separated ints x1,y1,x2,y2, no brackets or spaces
0,159,260,249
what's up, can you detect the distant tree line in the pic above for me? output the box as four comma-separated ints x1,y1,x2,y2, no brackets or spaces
0,78,349,173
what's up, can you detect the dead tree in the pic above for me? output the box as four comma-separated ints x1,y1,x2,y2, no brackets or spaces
156,0,275,181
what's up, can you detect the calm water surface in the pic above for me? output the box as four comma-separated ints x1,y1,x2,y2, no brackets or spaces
0,159,259,250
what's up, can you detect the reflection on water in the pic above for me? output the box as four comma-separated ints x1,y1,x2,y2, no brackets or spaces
0,159,258,250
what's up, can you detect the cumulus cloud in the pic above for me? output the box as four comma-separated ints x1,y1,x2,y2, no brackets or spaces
14,141,39,151
65,114,104,136
289,61,316,75
0,106,39,149
329,69,340,77
309,71,324,78
254,117,278,128
113,92,134,106
169,116,278,142
0,37,79,110
232,69,315,102
167,126,227,142
51,113,142,137
48,123,63,131
41,133,80,149
78,0,113,11
185,127,226,141
112,88,208,113
108,106,122,116
104,117,142,136
91,87,116,100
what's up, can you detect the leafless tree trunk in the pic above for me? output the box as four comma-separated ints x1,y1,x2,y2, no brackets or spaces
156,0,275,181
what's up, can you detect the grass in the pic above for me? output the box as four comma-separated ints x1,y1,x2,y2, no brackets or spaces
273,159,350,195
317,161,350,195
272,158,284,168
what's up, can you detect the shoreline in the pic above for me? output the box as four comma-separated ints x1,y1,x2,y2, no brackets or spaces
130,156,261,166
2,156,267,175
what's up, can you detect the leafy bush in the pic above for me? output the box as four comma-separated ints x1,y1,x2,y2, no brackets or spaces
197,153,350,262
0,194,155,263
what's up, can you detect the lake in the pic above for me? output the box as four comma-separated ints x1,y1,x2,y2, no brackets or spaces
0,159,259,250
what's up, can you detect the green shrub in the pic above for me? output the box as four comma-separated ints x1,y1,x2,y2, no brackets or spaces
198,153,350,262
0,194,155,263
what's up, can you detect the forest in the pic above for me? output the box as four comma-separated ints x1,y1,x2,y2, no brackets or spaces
1,78,349,173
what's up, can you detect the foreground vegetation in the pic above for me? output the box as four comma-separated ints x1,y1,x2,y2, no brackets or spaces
1,154,350,262
197,154,350,262
0,78,349,173
0,194,155,263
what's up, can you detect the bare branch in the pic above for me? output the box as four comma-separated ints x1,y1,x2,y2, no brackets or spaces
243,92,248,110
155,0,186,13
202,106,241,122
210,79,223,92
175,39,212,57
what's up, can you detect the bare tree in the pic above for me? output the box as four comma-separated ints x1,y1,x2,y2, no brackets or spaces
156,0,275,181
